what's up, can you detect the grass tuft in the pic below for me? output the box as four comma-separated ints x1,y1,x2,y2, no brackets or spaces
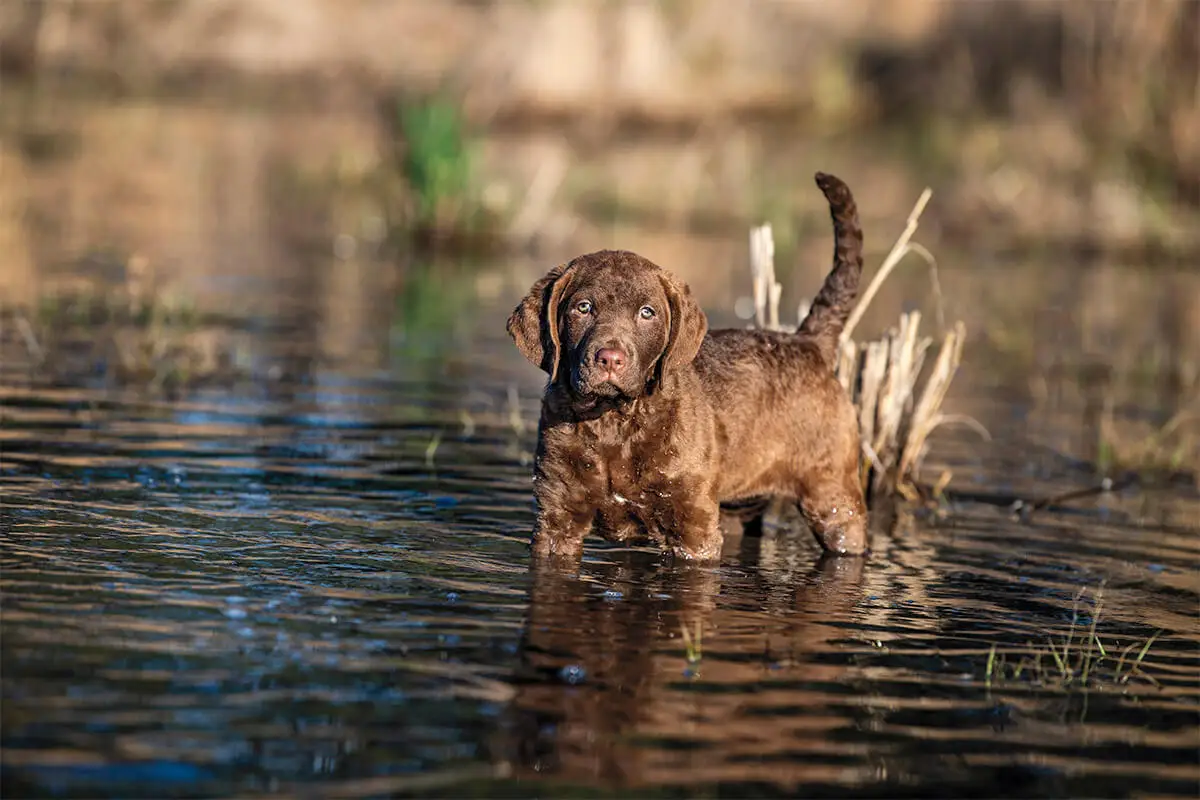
399,98,473,229
982,585,1166,695
386,95,503,254
1097,406,1200,484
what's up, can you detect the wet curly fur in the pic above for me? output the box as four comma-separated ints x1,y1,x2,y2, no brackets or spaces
507,172,868,562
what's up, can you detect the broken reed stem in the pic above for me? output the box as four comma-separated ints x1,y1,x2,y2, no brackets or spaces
749,224,782,330
841,187,933,344
746,184,982,495
896,321,970,483
855,312,939,495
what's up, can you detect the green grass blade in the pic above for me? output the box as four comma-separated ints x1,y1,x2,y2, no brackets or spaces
1134,630,1163,665
1048,638,1067,676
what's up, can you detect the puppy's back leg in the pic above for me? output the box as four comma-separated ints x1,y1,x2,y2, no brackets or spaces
796,468,868,556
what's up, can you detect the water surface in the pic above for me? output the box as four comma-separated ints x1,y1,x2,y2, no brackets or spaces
3,251,1198,799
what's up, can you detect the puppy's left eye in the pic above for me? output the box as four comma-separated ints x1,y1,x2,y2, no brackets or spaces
639,306,656,319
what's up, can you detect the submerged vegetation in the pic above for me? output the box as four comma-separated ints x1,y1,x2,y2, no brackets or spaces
679,619,704,679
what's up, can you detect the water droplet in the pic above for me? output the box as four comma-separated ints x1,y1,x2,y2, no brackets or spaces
558,664,587,685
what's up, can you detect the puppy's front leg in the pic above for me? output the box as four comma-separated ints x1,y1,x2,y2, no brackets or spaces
531,476,594,561
672,490,724,562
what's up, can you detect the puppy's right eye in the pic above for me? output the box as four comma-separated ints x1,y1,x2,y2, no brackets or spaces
575,300,593,315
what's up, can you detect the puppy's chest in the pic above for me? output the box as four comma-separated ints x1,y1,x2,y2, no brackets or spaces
577,435,675,521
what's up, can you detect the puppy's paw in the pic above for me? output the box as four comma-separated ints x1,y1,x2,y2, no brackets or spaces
671,534,723,563
813,520,869,556
530,532,584,563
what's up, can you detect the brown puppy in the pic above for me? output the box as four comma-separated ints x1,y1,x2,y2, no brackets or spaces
507,172,867,562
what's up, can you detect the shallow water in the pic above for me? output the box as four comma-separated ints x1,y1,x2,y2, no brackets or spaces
2,254,1198,799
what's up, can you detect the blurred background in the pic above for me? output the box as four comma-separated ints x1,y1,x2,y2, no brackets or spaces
3,6,1199,794
1,0,1198,476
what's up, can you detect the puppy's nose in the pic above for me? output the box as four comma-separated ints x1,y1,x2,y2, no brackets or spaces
595,347,627,375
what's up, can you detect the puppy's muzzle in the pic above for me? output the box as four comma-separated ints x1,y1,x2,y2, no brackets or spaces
593,347,628,382
572,340,636,397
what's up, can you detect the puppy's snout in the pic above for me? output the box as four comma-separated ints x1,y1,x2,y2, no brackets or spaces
594,347,628,376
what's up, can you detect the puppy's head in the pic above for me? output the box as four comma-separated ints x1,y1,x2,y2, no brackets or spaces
507,250,707,400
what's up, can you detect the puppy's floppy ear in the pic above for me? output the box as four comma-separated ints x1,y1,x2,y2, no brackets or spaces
656,271,708,381
506,262,576,380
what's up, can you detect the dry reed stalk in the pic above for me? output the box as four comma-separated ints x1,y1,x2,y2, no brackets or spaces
748,224,782,331
746,187,983,497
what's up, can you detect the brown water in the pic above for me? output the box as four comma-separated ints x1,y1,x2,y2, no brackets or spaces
2,99,1200,798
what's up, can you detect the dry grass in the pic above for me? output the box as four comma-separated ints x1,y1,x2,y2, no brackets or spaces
746,187,984,498
1061,0,1199,195
1097,405,1200,483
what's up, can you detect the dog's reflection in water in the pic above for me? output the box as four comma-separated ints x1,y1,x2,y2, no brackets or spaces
497,535,868,789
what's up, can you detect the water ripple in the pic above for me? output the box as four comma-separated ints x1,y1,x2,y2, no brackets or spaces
2,369,1198,799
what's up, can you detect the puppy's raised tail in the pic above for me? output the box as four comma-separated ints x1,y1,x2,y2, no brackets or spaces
798,172,864,366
